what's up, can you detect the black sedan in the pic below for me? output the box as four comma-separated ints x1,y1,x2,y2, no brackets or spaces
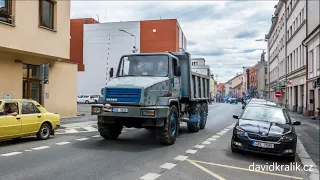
231,104,301,162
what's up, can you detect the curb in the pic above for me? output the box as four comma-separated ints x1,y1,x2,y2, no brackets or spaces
296,138,319,180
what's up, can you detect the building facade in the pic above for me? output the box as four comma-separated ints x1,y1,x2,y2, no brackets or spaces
257,58,268,99
248,65,258,98
0,0,77,117
230,73,243,98
77,19,187,95
70,18,99,71
305,0,320,116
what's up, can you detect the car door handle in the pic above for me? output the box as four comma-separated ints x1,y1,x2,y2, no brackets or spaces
38,116,42,118
16,117,21,120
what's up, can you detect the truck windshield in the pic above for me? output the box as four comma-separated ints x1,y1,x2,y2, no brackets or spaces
118,55,169,77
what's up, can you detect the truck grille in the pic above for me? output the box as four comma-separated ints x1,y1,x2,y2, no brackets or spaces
247,133,281,142
105,88,141,103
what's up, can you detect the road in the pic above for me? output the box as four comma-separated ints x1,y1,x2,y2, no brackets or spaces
0,103,311,180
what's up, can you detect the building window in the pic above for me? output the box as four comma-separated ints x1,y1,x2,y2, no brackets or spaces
0,0,13,24
317,45,320,70
39,0,54,30
308,50,314,73
302,8,304,21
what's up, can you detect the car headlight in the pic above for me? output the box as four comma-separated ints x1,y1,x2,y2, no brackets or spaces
280,134,294,142
235,126,246,136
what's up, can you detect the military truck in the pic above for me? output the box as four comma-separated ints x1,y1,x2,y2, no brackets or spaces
91,51,210,145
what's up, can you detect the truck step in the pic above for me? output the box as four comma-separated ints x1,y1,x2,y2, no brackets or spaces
181,117,189,122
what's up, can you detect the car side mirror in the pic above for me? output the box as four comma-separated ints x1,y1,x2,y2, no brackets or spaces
292,121,301,125
233,115,239,119
174,66,181,76
109,68,114,78
242,106,245,109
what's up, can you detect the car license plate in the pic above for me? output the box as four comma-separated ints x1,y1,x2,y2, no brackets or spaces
112,108,128,113
252,141,274,148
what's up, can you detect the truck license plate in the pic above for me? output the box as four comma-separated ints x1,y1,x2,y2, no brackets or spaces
252,141,274,148
112,108,128,113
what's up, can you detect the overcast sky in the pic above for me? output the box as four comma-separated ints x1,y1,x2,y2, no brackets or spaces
71,1,276,83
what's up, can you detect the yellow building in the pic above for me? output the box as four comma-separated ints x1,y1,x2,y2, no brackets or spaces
230,73,243,97
0,0,77,117
210,78,217,98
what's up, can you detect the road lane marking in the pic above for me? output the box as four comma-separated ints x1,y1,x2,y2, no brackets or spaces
207,138,216,141
160,162,177,170
212,135,220,138
1,152,23,156
122,130,127,133
174,155,189,161
32,146,50,150
186,149,198,154
24,150,32,152
187,159,226,180
92,135,101,138
217,132,225,135
65,128,79,133
82,126,98,132
76,138,89,141
140,173,161,180
56,142,70,145
188,159,303,179
194,145,205,149
201,141,211,145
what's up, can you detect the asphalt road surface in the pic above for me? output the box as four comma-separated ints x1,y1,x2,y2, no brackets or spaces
0,103,311,180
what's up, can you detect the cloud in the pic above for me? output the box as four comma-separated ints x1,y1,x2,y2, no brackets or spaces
70,1,275,83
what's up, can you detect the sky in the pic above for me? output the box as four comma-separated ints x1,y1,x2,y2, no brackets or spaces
71,1,277,83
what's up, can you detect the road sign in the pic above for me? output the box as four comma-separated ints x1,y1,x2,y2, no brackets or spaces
275,91,282,98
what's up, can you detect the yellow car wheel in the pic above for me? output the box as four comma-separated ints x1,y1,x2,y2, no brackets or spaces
37,123,51,140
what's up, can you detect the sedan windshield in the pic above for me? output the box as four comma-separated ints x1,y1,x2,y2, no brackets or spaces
241,106,289,124
118,55,169,77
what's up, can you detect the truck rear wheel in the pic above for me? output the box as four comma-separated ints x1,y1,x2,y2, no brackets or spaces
200,103,208,129
98,122,123,140
156,105,179,145
187,103,200,132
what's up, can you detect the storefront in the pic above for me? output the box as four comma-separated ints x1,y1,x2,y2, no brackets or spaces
0,50,78,117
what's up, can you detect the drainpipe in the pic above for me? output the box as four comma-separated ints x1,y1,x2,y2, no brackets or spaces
284,0,288,108
303,0,309,115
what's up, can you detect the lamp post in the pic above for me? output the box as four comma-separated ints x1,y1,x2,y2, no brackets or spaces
119,29,138,53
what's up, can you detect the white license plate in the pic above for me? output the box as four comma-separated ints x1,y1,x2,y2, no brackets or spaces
112,108,128,113
252,141,274,148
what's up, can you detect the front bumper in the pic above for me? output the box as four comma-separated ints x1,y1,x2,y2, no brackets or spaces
231,135,296,157
91,105,169,118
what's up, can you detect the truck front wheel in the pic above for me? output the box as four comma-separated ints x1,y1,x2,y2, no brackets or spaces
98,122,123,140
156,105,179,145
200,103,208,129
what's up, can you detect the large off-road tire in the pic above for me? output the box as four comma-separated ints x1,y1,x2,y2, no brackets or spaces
200,103,208,129
37,123,51,140
187,103,200,132
98,122,123,140
156,105,179,145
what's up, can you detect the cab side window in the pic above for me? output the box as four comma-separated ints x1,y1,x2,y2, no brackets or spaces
172,58,178,75
22,102,40,114
0,102,19,116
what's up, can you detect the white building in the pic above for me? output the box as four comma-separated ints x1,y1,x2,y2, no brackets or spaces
305,0,320,116
78,19,187,95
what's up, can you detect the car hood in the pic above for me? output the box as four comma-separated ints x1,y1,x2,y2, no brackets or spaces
107,76,169,89
238,119,292,135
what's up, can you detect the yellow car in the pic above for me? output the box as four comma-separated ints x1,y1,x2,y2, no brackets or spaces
0,99,60,141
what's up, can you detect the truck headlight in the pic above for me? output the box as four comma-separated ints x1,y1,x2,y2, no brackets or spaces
235,126,246,136
280,134,294,142
92,107,102,114
142,109,155,116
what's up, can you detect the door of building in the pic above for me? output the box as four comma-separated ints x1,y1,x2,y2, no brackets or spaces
22,64,42,104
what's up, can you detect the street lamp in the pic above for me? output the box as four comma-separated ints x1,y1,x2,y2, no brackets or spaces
119,29,138,53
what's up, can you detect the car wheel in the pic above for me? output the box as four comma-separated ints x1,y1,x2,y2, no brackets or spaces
37,123,51,140
85,100,89,104
95,100,98,104
285,155,295,162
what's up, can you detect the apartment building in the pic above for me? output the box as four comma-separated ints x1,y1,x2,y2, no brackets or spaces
248,65,258,98
0,0,77,117
257,59,268,99
230,73,243,98
305,0,320,116
267,0,286,103
78,19,187,95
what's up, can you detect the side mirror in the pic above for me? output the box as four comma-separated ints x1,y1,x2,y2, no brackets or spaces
242,106,245,109
233,115,239,119
109,68,114,78
101,88,105,96
292,121,301,125
174,66,181,76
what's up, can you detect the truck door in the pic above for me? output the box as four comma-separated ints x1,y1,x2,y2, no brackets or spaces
172,58,182,97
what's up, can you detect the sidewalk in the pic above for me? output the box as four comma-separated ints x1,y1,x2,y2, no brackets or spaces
289,111,320,169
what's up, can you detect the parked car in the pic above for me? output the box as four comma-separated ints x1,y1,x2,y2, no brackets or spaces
77,95,100,104
0,99,60,141
231,104,301,162
229,98,237,104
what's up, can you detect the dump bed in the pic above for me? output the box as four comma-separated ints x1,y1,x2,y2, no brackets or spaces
169,52,210,101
